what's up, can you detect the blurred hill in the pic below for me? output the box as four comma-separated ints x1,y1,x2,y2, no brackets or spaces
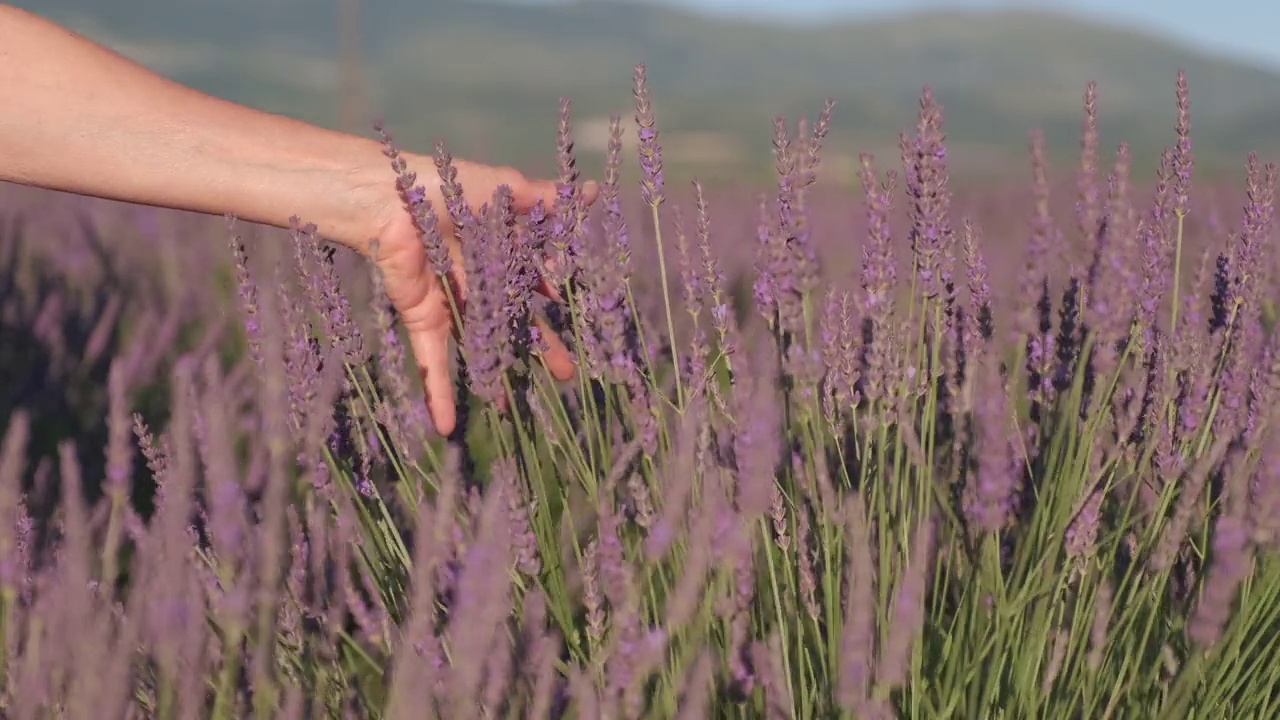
18,0,1280,184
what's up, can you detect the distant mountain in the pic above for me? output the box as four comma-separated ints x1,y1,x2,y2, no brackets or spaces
18,0,1280,182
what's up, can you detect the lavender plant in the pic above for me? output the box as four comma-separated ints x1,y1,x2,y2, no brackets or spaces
1,66,1279,720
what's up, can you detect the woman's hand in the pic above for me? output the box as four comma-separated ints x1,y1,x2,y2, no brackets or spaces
365,155,597,435
0,5,596,436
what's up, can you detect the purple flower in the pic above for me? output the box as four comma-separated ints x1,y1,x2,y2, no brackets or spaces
752,194,782,327
581,538,606,645
1086,143,1137,380
857,154,899,408
766,116,814,336
901,86,953,302
732,354,781,517
837,499,876,711
604,113,633,268
962,219,993,347
858,155,897,320
434,141,474,239
877,515,935,691
226,216,263,367
1087,580,1113,671
1189,513,1251,648
633,64,665,207
820,289,860,420
1249,428,1280,547
0,411,30,591
577,128,643,387
367,244,429,451
1064,488,1103,558
1017,130,1059,403
459,187,519,404
1136,211,1170,353
547,97,585,287
1076,81,1102,283
290,217,364,366
377,122,452,276
1172,70,1193,216
968,359,1019,533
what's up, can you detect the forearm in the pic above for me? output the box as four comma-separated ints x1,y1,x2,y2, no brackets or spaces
0,6,387,251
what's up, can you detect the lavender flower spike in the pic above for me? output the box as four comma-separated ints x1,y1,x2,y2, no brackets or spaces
376,121,452,276
633,64,664,207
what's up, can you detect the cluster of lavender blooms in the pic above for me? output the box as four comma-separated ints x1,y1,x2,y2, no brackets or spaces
1,64,1279,719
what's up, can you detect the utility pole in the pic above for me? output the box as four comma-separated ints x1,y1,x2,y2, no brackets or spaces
337,0,368,135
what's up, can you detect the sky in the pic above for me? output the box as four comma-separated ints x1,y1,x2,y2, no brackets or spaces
657,0,1280,70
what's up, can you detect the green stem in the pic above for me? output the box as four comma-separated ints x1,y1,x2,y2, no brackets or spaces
650,202,685,412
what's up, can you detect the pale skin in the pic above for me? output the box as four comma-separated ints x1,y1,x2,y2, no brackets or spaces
0,5,595,436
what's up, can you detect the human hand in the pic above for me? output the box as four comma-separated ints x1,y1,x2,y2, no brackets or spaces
364,153,598,436
0,4,595,437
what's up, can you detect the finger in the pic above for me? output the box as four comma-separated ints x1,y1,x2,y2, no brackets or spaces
509,177,560,214
534,315,575,382
374,225,431,311
535,277,562,303
509,177,602,214
409,327,457,437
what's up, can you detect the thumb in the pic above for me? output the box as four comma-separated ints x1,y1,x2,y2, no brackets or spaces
374,227,433,314
408,326,457,437
510,177,600,213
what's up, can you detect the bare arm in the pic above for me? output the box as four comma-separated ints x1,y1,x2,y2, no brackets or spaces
0,5,392,249
0,5,590,435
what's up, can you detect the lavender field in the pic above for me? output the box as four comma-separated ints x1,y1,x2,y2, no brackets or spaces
2,65,1279,719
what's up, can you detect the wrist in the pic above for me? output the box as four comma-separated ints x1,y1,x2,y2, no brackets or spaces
323,146,398,256
259,132,398,256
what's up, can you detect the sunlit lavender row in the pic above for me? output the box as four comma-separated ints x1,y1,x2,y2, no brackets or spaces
1,65,1278,719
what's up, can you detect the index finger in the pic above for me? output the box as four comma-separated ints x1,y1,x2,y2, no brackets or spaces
510,179,600,214
408,327,457,437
